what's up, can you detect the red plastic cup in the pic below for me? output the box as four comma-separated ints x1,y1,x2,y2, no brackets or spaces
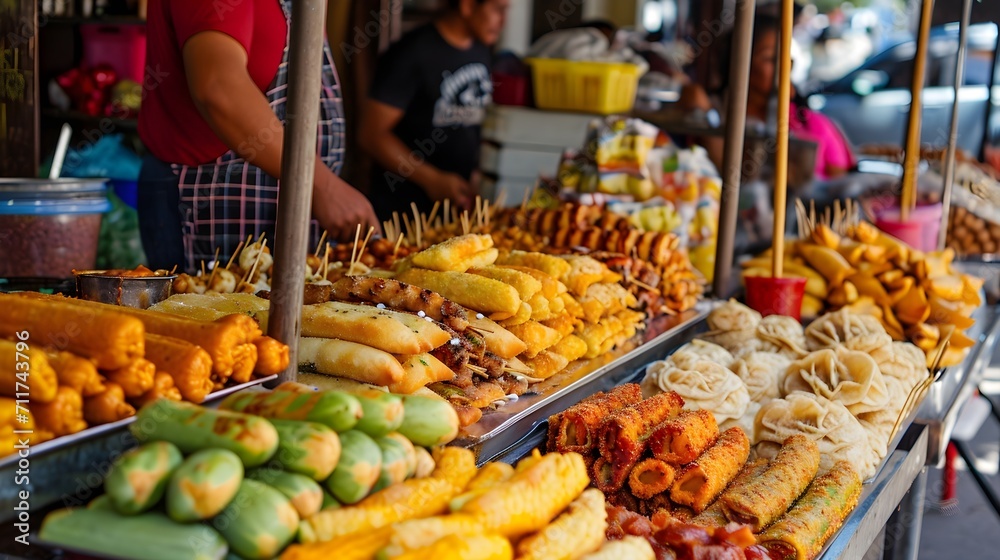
744,275,807,320
874,203,942,252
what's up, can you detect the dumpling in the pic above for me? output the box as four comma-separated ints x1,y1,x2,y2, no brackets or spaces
781,347,891,416
731,351,790,405
857,376,911,461
843,332,894,355
722,401,760,440
707,299,762,332
642,359,750,426
868,341,928,388
754,391,880,479
804,309,887,350
668,340,735,369
699,330,760,357
755,315,808,358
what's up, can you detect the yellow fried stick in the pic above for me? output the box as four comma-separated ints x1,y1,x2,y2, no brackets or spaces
515,488,607,560
412,234,495,272
494,251,571,279
397,269,521,318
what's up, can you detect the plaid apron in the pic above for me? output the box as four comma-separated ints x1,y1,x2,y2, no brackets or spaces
174,0,345,272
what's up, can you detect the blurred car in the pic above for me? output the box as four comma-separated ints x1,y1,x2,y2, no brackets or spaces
807,22,1000,156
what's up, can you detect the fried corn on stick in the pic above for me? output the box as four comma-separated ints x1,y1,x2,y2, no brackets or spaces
412,234,494,272
46,351,104,398
458,451,590,537
33,386,86,437
495,251,572,279
597,391,685,491
515,488,607,560
298,447,477,543
547,384,642,454
670,427,751,513
2,294,145,370
252,336,290,376
628,458,677,500
648,410,719,465
1,340,58,403
721,435,821,532
390,534,513,560
581,536,655,560
83,382,135,425
759,461,862,560
143,334,214,403
397,268,521,317
103,359,155,399
691,458,770,528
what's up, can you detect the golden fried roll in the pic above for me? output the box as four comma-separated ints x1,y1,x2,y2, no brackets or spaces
33,386,87,437
397,268,521,318
628,458,677,500
721,435,821,532
103,359,156,399
0,339,58,403
598,391,685,490
759,461,862,560
132,373,182,408
390,354,456,394
548,384,643,454
83,382,136,425
411,234,494,272
143,334,214,403
691,458,770,528
648,410,719,465
521,351,569,380
46,351,104,397
252,336,290,376
228,342,258,383
2,294,145,370
670,427,751,513
468,317,528,360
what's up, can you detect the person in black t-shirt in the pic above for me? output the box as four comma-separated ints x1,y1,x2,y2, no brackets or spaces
360,0,509,221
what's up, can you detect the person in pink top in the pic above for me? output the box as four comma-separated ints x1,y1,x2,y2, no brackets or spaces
681,14,855,180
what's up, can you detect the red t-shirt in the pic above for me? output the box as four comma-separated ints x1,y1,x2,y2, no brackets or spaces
138,0,287,166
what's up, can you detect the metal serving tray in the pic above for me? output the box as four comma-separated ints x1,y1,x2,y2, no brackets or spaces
456,304,710,464
0,376,275,523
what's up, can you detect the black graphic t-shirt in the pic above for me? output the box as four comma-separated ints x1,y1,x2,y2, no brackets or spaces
368,23,492,220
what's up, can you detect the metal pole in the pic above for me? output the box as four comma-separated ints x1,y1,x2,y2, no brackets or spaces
267,0,328,385
712,0,756,297
939,0,974,250
980,24,999,162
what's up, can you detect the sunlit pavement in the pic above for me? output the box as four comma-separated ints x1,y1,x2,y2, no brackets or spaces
920,362,1000,558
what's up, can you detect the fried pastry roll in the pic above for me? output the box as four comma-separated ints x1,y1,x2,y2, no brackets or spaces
648,409,719,465
670,427,750,513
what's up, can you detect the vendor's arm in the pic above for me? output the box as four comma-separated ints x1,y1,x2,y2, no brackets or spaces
182,31,379,239
358,99,475,208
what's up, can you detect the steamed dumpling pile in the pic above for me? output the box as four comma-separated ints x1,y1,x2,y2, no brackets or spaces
804,309,888,350
699,299,762,357
755,315,807,358
642,358,750,428
781,346,891,416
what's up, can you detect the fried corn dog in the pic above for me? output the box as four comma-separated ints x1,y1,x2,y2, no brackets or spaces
46,351,104,398
228,343,258,384
83,382,135,425
628,458,677,500
670,427,751,513
759,462,862,560
648,410,719,465
103,359,155,399
252,336,290,376
33,386,86,437
548,384,643,454
2,294,145,370
143,334,214,403
691,458,770,527
1,340,58,403
721,435,821,532
597,391,685,491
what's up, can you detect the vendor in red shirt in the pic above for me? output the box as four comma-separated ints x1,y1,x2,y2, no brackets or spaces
138,0,379,271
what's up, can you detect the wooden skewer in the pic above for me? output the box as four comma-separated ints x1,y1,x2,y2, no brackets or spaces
444,199,451,227
901,0,935,221
200,260,206,278
495,188,508,209
349,224,361,273
628,276,659,292
314,230,328,257
169,264,178,275
243,239,267,284
392,232,405,259
225,240,244,271
771,0,794,279
426,200,441,231
207,246,222,285
321,243,330,280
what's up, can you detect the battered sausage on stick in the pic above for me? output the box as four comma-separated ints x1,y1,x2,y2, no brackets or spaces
298,301,450,355
132,373,183,408
33,386,87,437
329,276,470,332
252,336,290,377
298,337,406,386
1,294,144,370
143,334,214,403
46,351,105,397
1,339,58,403
83,382,135,425
103,359,155,398
397,269,522,318
228,343,259,384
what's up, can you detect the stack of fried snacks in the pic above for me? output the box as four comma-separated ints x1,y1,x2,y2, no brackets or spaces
670,427,751,513
1,340,58,403
595,392,685,491
720,435,821,532
547,384,643,454
758,461,862,560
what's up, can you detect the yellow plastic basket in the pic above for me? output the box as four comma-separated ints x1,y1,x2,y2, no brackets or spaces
527,58,641,114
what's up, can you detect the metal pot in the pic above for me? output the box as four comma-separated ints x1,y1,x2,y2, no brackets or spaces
75,272,175,309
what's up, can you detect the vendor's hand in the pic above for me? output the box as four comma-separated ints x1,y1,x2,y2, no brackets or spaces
425,170,476,210
313,174,382,241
